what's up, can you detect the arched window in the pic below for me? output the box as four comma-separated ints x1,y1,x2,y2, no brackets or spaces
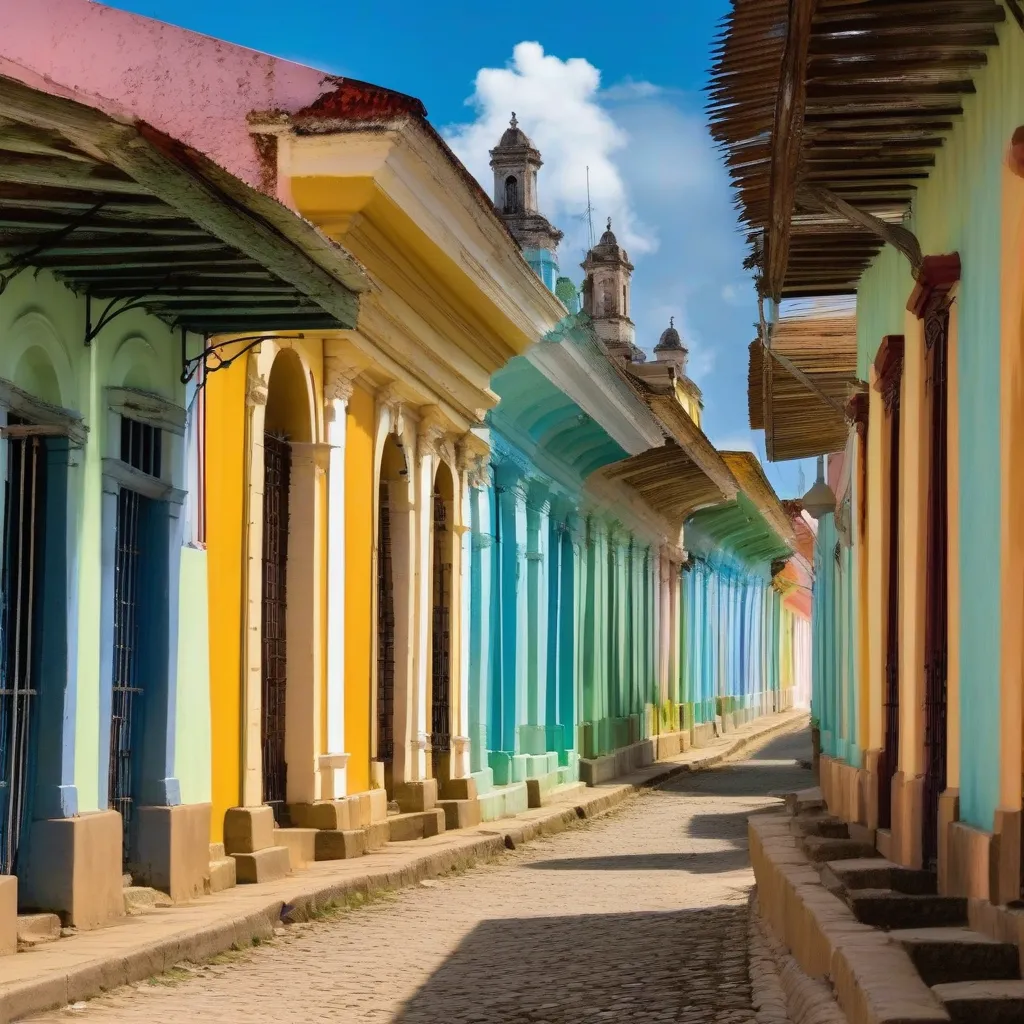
504,175,519,214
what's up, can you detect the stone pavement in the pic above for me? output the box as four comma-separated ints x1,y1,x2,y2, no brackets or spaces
26,722,813,1023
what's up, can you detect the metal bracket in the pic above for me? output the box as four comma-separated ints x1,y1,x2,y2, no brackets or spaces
84,291,156,347
0,201,106,297
180,330,305,387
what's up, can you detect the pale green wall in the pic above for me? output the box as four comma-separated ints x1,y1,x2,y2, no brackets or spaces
855,20,1024,831
176,547,212,805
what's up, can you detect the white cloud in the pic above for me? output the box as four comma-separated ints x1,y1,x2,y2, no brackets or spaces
601,78,662,101
444,42,656,257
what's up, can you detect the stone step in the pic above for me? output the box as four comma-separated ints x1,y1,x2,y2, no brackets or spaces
437,798,481,831
932,980,1024,1024
209,842,226,860
892,928,1021,987
801,836,879,863
314,829,367,861
274,827,318,870
784,787,825,816
387,809,445,843
365,821,390,852
548,781,586,805
123,886,171,916
525,769,561,809
821,858,937,896
232,845,291,884
206,856,236,894
847,889,967,930
16,913,60,949
478,782,529,822
790,814,850,839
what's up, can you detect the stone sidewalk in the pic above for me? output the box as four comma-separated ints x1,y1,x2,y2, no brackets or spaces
3,711,807,1022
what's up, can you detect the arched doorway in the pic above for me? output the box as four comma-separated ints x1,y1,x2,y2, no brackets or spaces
430,461,454,782
376,433,409,794
261,350,311,824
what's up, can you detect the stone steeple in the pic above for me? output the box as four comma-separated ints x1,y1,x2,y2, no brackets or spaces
581,219,639,361
654,317,688,375
489,113,563,274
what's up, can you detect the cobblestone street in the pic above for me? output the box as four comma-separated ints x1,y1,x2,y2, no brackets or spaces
33,729,811,1024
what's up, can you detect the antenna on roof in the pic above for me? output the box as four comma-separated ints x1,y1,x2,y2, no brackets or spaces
585,166,596,251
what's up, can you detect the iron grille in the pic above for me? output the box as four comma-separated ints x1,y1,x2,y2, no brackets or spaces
120,417,162,478
430,488,451,756
109,486,145,862
261,433,290,822
376,481,395,764
922,303,950,869
0,429,46,875
879,395,902,831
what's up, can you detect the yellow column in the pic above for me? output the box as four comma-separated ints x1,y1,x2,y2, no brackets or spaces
344,385,375,794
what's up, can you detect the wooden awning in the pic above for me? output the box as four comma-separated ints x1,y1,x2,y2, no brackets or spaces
0,73,367,335
749,312,858,461
708,0,1005,299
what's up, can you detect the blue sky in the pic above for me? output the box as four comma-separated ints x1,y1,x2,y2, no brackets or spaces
110,0,811,498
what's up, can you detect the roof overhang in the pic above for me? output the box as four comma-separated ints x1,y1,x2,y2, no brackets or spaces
0,72,368,335
259,82,567,370
749,311,859,461
721,451,797,551
526,316,665,455
709,0,1005,299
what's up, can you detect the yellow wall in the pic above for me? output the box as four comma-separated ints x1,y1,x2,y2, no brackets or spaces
205,357,247,842
345,384,375,792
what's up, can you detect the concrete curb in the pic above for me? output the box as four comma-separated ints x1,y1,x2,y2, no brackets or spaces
2,711,807,1022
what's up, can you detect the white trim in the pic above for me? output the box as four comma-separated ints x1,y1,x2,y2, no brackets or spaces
0,377,86,445
106,386,186,436
325,396,348,796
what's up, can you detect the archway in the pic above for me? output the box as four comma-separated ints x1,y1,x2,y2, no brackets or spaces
376,433,410,794
430,461,455,782
260,349,311,823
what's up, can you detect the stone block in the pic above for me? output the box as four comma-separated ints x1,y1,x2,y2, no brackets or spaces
891,926,1020,987
393,779,437,813
437,798,481,830
0,878,16,955
388,810,445,842
289,800,352,831
231,845,291,884
314,829,367,860
16,911,60,949
364,822,390,851
441,776,478,801
20,810,124,929
525,770,559,808
223,805,275,854
932,980,1024,1024
206,856,236,893
131,802,211,903
274,827,318,869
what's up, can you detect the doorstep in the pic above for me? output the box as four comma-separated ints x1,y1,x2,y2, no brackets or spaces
0,710,807,1023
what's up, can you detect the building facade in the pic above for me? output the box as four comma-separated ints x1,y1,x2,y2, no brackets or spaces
713,0,1024,914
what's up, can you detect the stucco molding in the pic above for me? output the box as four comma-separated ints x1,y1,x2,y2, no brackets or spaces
0,376,86,446
246,370,269,407
106,386,186,436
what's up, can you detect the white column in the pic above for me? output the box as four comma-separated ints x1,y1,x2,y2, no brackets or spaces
322,388,350,798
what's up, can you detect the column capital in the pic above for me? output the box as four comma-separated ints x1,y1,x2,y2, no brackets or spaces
324,362,362,405
246,370,268,407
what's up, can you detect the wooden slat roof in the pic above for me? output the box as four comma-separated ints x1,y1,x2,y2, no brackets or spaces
750,312,858,461
0,74,367,335
708,0,1005,299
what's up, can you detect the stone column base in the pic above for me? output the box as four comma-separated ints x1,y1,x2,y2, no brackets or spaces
992,806,1022,906
20,810,125,929
0,877,15,955
131,803,212,903
223,805,277,854
937,788,960,896
393,779,437,813
861,749,881,830
891,771,924,869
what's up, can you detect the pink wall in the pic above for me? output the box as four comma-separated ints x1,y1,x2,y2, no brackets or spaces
0,0,339,190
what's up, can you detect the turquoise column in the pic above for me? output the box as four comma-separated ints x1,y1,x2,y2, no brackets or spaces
523,481,549,756
467,485,493,774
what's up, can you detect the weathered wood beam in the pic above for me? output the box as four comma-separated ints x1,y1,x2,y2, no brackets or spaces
765,0,819,302
0,153,146,194
0,76,365,327
798,183,923,274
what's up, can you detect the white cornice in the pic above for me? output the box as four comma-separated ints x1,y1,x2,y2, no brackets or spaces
527,338,664,455
279,127,566,357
